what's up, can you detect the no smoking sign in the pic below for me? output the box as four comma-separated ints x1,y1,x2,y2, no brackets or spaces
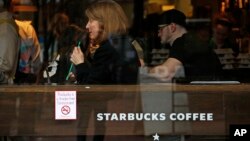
55,91,77,120
61,105,70,115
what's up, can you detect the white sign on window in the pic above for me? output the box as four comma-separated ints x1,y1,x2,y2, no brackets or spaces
55,91,77,120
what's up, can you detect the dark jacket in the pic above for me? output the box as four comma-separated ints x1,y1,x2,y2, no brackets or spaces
76,35,139,84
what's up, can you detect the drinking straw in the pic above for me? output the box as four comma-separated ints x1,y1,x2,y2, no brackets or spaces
66,41,81,80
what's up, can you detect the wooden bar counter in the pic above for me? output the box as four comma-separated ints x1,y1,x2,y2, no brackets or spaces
0,83,250,137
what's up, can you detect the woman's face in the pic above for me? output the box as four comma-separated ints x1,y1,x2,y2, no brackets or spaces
86,19,102,42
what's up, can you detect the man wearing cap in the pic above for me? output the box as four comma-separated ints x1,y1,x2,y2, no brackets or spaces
149,9,221,82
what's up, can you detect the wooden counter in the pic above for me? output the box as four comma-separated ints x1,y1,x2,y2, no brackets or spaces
0,84,250,136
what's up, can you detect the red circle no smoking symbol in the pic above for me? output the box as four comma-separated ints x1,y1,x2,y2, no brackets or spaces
61,105,70,115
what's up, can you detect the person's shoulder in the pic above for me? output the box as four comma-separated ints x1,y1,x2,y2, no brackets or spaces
0,17,18,38
0,12,16,26
15,20,34,30
173,33,188,44
172,33,188,48
110,34,133,42
15,20,35,37
100,40,113,48
98,40,117,54
0,11,14,20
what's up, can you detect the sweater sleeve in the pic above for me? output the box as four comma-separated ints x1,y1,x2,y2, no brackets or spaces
75,45,118,84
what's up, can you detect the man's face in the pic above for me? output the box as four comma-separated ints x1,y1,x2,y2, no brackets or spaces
158,24,171,44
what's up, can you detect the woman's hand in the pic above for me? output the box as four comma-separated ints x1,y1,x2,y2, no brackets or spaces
70,47,84,65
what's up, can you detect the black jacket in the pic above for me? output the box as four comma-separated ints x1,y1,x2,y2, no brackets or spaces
76,35,139,84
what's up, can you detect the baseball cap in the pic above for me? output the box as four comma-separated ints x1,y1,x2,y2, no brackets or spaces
159,9,186,27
